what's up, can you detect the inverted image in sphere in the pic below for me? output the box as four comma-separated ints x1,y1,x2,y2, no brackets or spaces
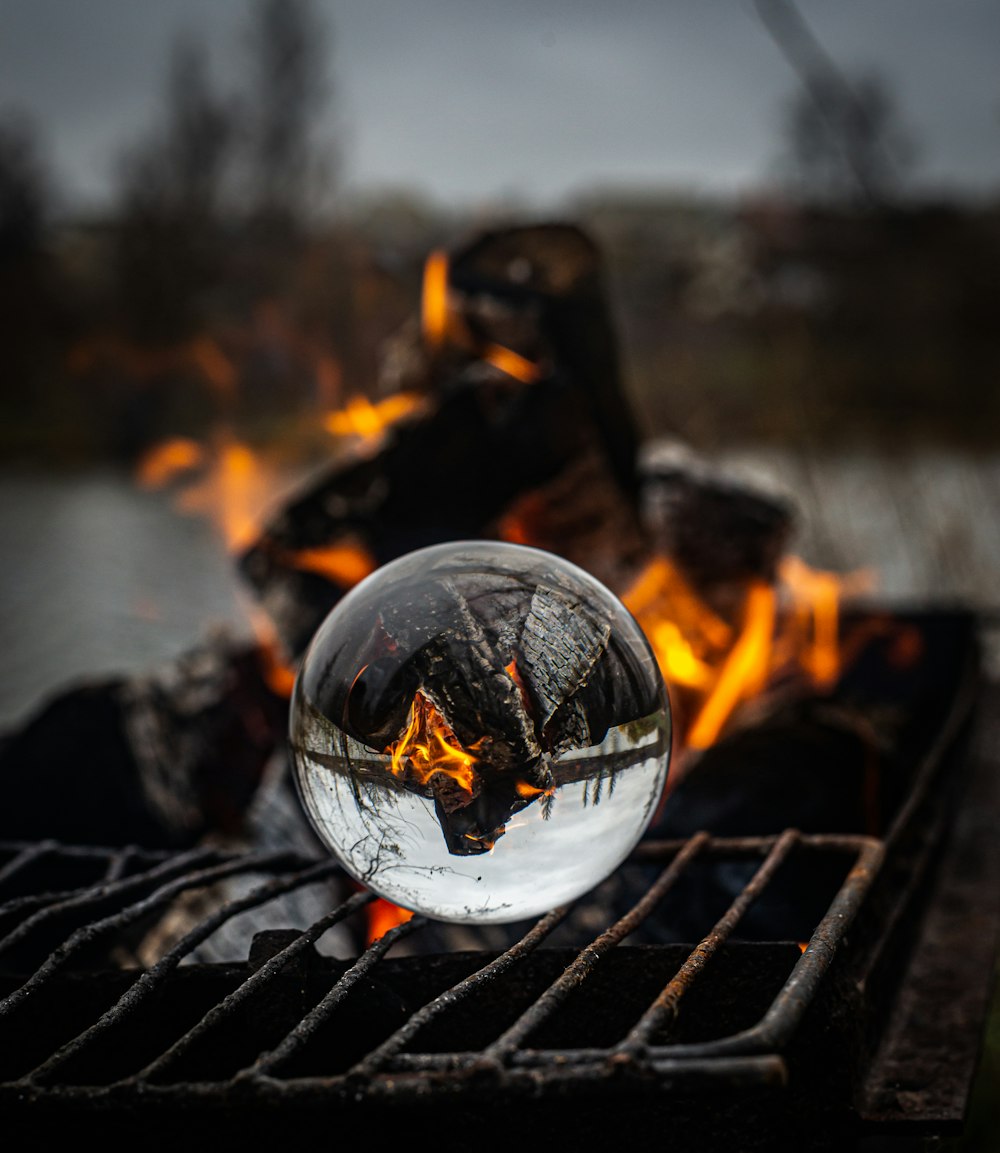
290,541,671,923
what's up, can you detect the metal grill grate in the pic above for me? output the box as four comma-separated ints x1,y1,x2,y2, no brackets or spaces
0,611,993,1151
0,832,879,1097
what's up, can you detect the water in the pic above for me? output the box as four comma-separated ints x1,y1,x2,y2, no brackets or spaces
0,467,254,728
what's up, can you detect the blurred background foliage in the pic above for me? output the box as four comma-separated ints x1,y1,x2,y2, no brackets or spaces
0,0,998,468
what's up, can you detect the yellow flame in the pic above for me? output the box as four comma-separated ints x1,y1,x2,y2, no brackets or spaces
686,583,777,749
385,691,482,795
622,552,873,749
322,393,423,442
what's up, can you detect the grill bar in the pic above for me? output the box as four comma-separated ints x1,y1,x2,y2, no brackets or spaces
620,827,801,1051
347,904,572,1079
483,831,711,1064
27,858,342,1085
0,848,310,1019
246,911,428,1078
135,884,373,1082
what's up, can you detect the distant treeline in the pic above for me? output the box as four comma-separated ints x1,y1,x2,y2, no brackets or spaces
2,188,999,463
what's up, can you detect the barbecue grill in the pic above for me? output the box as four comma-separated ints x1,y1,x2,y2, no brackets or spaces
1,606,996,1152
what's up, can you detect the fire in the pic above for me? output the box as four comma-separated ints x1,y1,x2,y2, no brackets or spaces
623,553,875,750
419,250,542,383
283,542,377,588
777,556,876,689
481,342,543,384
172,436,276,553
685,583,776,749
322,392,424,442
366,898,415,944
135,437,206,489
622,556,733,693
385,691,482,795
135,432,277,553
247,604,298,699
421,249,452,348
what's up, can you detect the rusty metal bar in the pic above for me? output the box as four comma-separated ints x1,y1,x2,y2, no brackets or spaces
347,905,572,1080
102,846,138,884
135,888,376,1083
617,828,801,1054
242,912,427,1078
24,859,342,1086
0,841,59,889
0,849,312,1017
480,831,711,1064
642,834,886,1059
0,845,223,960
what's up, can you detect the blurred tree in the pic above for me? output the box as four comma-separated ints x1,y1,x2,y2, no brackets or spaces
756,0,916,205
114,35,237,340
242,0,336,237
0,109,51,263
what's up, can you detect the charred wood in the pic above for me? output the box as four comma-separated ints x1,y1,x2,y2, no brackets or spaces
0,632,287,849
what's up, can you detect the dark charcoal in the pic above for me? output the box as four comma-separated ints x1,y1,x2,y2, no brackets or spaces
0,633,288,849
640,442,796,590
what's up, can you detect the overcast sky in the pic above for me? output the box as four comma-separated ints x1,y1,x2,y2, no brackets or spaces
2,0,998,212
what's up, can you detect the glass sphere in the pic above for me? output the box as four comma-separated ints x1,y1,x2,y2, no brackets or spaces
289,541,671,924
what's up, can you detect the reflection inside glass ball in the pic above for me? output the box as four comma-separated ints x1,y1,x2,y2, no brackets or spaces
289,541,671,924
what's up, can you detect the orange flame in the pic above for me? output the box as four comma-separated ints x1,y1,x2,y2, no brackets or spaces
247,604,298,699
135,433,279,554
173,438,275,553
623,552,875,750
385,691,482,795
778,556,876,689
135,437,206,489
421,249,452,348
322,392,423,442
685,583,776,749
481,342,543,384
419,250,542,382
283,543,377,588
366,898,415,944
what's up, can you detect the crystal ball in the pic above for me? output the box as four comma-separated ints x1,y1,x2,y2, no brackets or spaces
289,541,671,924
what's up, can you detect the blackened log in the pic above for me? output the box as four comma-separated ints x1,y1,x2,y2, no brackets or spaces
639,441,795,592
240,363,642,659
239,222,648,660
447,222,642,500
0,634,287,849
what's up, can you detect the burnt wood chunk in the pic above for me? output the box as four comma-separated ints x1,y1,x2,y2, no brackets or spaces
0,634,287,849
238,222,647,660
519,583,610,733
640,442,795,590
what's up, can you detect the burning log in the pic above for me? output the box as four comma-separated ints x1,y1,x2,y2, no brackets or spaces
239,223,649,660
639,441,796,597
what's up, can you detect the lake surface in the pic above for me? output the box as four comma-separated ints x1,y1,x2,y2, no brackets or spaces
0,467,261,727
2,444,998,729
